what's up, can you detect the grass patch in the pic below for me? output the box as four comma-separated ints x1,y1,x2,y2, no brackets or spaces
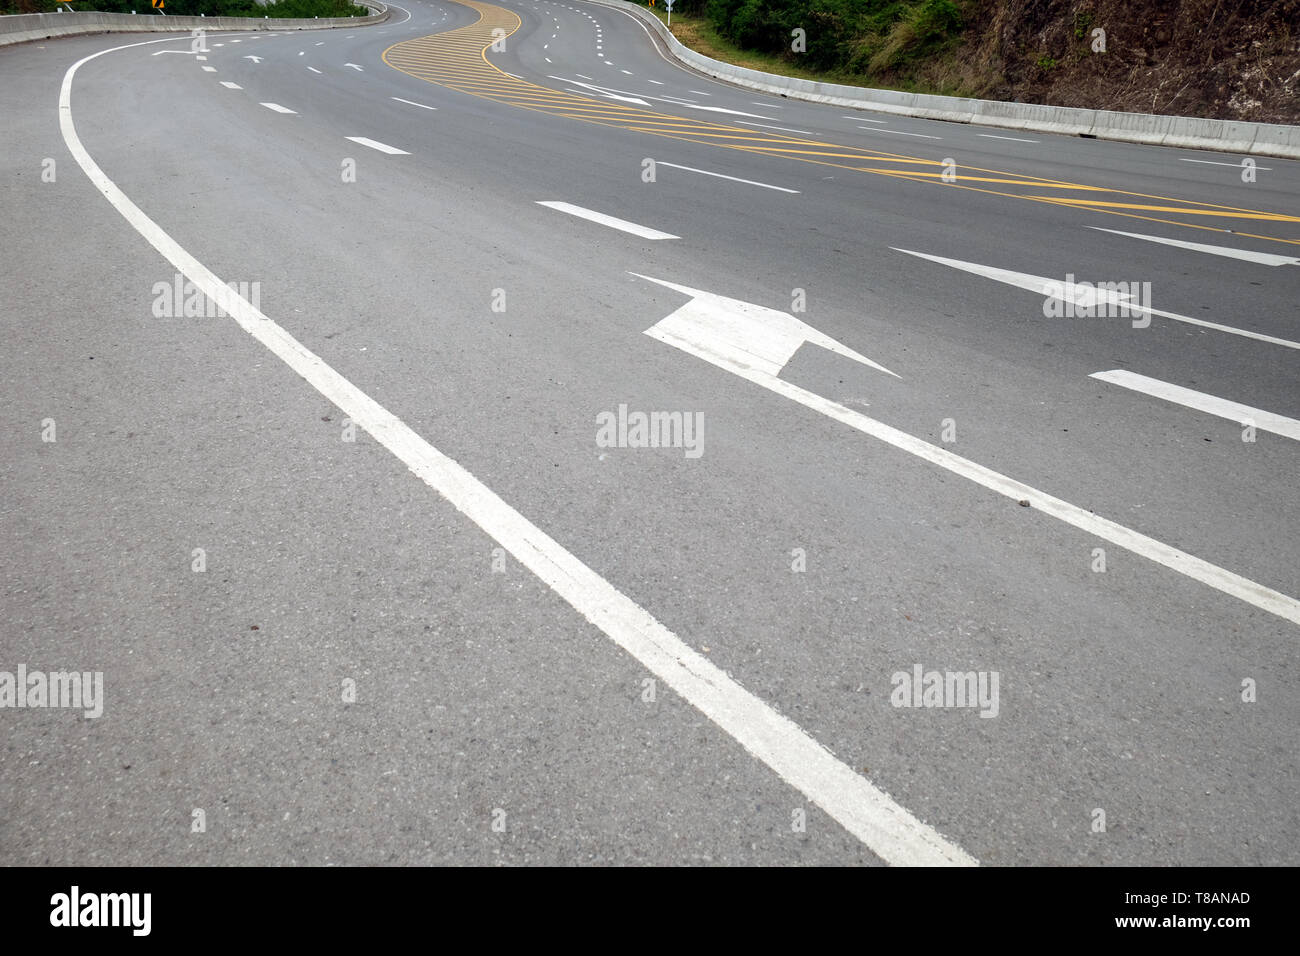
641,3,980,96
646,7,896,89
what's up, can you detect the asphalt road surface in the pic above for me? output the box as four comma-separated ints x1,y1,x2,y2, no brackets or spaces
1,0,1297,866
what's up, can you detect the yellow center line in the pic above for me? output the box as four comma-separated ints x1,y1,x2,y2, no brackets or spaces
382,0,1300,244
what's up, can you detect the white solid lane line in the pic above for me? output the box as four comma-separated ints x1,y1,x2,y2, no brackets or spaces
1088,227,1300,266
655,161,800,193
536,201,678,239
861,127,941,139
345,136,411,155
638,273,1300,628
60,33,971,870
391,96,438,110
220,81,242,89
261,103,296,113
1090,370,1300,441
978,133,1038,143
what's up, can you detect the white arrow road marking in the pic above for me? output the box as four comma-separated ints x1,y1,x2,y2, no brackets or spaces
58,34,974,868
654,161,799,193
537,201,677,240
345,136,410,155
635,274,897,378
1088,228,1300,266
1090,370,1300,441
345,63,364,71
391,96,437,110
243,55,262,63
636,275,1300,628
894,248,1300,351
260,102,296,114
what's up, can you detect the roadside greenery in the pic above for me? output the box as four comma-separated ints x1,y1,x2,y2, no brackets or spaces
642,0,966,86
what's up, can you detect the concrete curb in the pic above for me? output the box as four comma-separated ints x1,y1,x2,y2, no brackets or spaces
0,1,388,47
581,0,1300,160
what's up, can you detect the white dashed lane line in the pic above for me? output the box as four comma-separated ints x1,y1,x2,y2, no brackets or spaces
391,96,438,110
345,136,411,155
219,81,242,89
537,201,678,239
861,127,941,139
261,102,297,113
737,120,813,135
655,161,800,193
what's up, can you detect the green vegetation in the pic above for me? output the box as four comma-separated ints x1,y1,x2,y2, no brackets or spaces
640,0,971,93
699,0,964,77
3,0,368,16
644,0,974,92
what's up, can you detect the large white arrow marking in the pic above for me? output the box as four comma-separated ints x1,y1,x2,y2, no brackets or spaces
637,274,1300,627
637,274,898,380
893,248,1300,351
243,55,263,64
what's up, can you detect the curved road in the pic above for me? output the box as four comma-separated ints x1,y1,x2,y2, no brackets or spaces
1,0,1298,865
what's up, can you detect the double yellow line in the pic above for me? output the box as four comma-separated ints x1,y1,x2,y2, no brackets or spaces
384,0,1300,245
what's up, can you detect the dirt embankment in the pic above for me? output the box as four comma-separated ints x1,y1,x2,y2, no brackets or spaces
932,0,1300,124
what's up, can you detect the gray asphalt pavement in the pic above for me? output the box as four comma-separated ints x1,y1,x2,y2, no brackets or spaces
1,0,1297,865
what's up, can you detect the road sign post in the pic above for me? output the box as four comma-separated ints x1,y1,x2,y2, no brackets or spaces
665,0,673,27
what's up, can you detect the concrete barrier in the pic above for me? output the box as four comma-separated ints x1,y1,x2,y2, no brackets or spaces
581,0,1300,160
0,1,388,47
